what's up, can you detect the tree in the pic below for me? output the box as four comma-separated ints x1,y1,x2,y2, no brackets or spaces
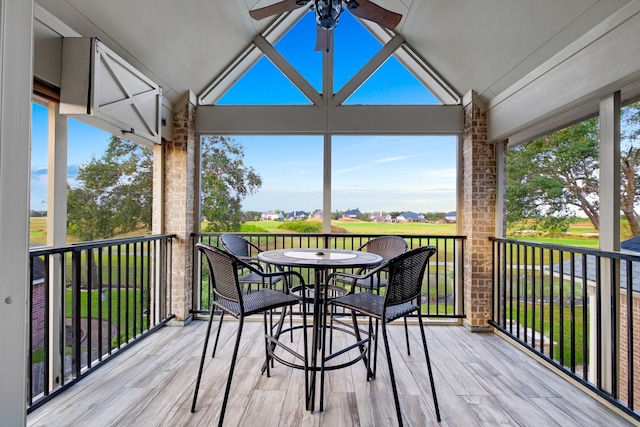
506,102,640,236
506,118,600,233
200,136,261,232
621,102,640,236
355,211,371,221
67,136,152,241
242,210,262,222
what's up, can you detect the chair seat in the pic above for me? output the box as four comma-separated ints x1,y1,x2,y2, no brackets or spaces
214,288,299,317
354,276,387,290
290,283,348,303
332,291,417,323
238,272,283,285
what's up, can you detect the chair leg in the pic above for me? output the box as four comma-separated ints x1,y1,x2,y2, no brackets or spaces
372,318,379,380
381,322,404,427
320,287,330,412
260,306,292,375
217,317,245,427
211,311,225,358
346,310,373,380
263,312,271,377
404,316,410,356
191,307,217,412
418,314,441,422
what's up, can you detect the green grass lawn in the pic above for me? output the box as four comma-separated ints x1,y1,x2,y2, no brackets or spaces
65,288,146,343
242,219,458,235
31,288,144,363
508,301,586,366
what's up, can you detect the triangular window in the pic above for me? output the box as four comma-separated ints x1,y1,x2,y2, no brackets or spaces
275,11,322,93
343,55,440,105
333,12,380,93
205,6,457,106
216,55,312,105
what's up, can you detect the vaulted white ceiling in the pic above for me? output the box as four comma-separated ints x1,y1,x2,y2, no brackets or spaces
34,0,633,107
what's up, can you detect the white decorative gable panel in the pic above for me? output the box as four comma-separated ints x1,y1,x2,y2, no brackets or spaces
60,38,162,146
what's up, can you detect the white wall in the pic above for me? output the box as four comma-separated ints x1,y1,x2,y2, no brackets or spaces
0,0,34,425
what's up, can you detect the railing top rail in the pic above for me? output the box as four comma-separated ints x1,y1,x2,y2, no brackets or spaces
194,232,467,240
30,234,176,256
490,236,640,262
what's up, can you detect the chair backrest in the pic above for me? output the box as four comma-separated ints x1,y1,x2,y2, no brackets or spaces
384,246,437,308
358,235,408,261
220,233,253,258
196,242,243,303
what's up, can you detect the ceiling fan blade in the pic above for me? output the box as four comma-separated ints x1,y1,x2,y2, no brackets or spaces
314,27,333,52
345,0,402,29
249,0,307,20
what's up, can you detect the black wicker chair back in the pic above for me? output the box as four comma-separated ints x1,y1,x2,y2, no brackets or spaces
220,233,253,257
357,235,407,261
384,245,435,309
201,243,243,304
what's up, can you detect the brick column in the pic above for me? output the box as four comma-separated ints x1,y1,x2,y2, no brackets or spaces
462,91,495,331
164,92,198,323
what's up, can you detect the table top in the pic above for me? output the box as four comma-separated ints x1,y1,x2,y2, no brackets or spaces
257,248,383,269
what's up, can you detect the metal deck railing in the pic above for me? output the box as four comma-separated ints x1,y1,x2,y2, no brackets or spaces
27,235,175,412
490,237,640,422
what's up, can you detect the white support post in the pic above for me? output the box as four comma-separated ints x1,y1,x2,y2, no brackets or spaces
0,0,34,424
321,46,333,234
494,140,507,239
46,101,68,390
596,91,621,393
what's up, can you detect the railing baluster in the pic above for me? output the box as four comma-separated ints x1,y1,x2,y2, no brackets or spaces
611,257,619,399
582,253,588,382
570,252,576,373
559,250,564,367
531,247,536,352
627,259,634,410
596,255,602,389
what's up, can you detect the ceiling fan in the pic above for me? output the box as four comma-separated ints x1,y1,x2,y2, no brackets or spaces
249,0,402,52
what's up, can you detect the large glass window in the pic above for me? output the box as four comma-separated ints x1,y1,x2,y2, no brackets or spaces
30,102,49,245
332,136,456,219
200,135,323,230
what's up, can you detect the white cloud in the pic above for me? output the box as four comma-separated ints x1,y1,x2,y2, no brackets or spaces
373,155,412,163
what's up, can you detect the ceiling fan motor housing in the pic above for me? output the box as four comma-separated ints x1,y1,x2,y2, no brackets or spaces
314,0,342,29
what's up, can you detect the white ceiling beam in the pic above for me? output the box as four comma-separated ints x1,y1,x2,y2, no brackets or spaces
253,34,324,106
489,0,640,142
327,105,462,134
196,104,462,135
197,105,326,134
332,34,405,106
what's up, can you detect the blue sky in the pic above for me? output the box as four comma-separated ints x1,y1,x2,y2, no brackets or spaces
31,10,456,214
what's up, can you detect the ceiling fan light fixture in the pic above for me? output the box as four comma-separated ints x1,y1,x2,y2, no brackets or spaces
314,0,342,30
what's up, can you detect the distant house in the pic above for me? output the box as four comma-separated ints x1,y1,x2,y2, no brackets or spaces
370,211,391,223
551,235,640,292
396,211,425,222
261,210,283,221
287,210,308,221
342,208,361,219
445,211,457,223
312,210,323,219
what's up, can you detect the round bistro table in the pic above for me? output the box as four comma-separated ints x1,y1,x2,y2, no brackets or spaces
257,248,383,412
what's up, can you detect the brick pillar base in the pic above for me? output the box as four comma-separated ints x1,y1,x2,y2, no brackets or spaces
164,92,198,322
462,91,495,331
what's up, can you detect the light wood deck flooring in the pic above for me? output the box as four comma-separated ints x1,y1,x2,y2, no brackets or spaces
27,319,637,426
